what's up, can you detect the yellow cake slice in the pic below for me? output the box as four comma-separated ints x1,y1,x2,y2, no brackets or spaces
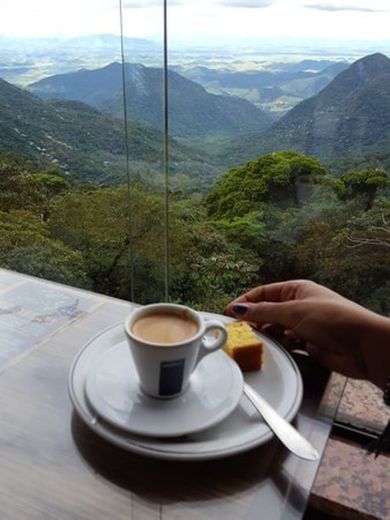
223,321,263,371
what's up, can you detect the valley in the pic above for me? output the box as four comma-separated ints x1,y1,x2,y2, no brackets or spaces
0,34,390,187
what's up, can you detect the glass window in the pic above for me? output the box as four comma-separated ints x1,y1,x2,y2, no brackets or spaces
0,0,389,318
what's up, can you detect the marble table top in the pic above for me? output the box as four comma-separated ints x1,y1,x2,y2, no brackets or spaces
0,268,345,520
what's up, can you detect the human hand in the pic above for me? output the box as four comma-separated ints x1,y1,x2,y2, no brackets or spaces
226,280,390,390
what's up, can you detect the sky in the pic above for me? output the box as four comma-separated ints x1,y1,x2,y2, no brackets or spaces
0,0,389,43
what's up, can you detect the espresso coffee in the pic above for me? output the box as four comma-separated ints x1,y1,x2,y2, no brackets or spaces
131,311,198,345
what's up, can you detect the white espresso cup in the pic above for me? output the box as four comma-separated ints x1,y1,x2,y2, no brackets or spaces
124,303,228,399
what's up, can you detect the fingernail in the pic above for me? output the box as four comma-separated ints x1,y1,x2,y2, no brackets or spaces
232,304,248,316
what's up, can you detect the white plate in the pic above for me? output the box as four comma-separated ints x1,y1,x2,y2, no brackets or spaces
84,343,243,438
69,313,303,461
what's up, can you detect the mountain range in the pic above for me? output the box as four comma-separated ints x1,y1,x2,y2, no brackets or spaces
1,52,390,187
173,60,349,116
222,53,390,169
28,62,273,139
0,77,216,184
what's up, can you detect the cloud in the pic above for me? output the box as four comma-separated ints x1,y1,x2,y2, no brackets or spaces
121,0,157,7
304,1,388,12
214,0,274,6
122,0,274,7
121,0,182,8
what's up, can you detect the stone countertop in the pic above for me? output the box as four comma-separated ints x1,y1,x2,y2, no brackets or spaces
0,268,345,520
336,379,389,434
307,367,390,519
310,438,390,519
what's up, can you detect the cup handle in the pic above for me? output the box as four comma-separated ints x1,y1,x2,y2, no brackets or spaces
196,319,228,365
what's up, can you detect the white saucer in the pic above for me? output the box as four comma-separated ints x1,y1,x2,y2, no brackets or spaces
69,313,303,461
84,343,243,438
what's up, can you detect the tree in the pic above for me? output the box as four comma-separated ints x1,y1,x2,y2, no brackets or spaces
168,202,260,311
0,153,70,215
335,168,390,211
205,151,327,219
47,182,170,301
292,201,390,313
0,210,89,287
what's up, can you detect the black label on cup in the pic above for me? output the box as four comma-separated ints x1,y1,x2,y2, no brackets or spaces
159,359,185,396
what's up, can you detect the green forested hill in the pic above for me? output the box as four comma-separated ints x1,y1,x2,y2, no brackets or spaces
28,62,273,139
0,78,220,184
0,150,388,314
219,53,390,169
0,79,122,157
28,63,125,106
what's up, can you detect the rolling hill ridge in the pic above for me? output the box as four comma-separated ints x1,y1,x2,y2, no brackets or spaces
223,53,390,167
28,62,273,139
0,77,216,184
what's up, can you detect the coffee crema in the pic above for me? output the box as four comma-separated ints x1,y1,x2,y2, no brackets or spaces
131,312,198,345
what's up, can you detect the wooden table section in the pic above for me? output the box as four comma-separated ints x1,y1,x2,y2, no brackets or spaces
0,269,345,520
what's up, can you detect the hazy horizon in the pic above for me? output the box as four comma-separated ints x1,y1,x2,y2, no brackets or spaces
1,0,390,43
1,32,389,57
